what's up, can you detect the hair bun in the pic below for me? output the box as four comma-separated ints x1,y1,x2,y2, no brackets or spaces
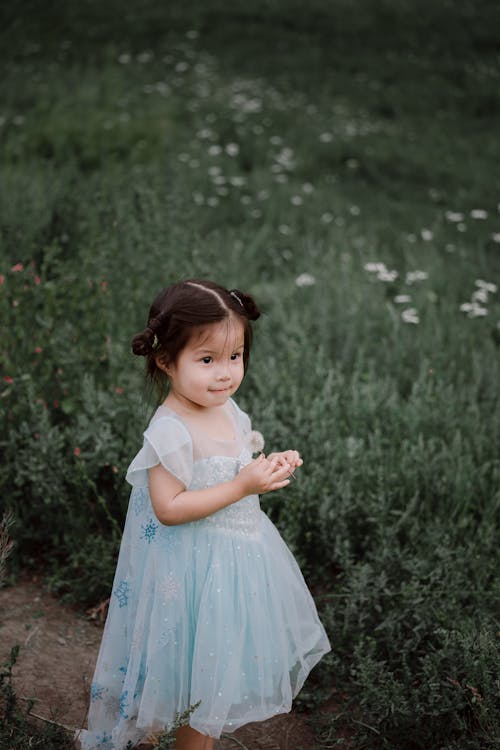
131,327,155,356
230,289,260,321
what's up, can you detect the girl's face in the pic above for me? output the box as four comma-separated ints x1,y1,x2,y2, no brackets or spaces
164,317,245,411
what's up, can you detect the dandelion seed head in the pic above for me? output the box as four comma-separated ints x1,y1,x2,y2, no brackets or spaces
247,430,265,453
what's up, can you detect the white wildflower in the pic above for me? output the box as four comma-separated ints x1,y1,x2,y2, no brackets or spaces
198,128,214,140
445,211,464,223
460,302,488,317
469,306,488,317
225,143,239,157
229,176,246,187
208,145,222,156
401,308,419,324
364,262,387,273
192,192,204,205
321,212,333,223
118,53,131,64
470,209,488,219
491,233,500,243
137,51,153,64
319,132,333,142
295,273,316,287
247,430,265,454
279,224,291,235
175,61,189,73
394,294,411,304
406,270,429,284
206,196,219,207
457,223,467,232
302,182,314,194
377,269,398,282
475,279,498,293
421,228,434,241
291,195,303,206
472,289,488,304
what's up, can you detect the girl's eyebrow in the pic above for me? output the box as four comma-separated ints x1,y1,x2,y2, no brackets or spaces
194,343,244,354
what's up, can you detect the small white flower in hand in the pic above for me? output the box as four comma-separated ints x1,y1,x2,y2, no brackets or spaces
247,430,265,455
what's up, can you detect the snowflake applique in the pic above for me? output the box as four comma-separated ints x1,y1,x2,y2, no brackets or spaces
91,682,105,702
132,488,148,516
119,689,130,719
158,573,180,603
141,518,158,544
113,580,130,608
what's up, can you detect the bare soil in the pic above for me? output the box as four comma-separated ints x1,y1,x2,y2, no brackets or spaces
0,578,316,749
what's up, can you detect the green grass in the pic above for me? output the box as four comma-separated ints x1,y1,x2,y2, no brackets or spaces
1,1,500,747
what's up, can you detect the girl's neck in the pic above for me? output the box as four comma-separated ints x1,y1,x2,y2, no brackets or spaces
162,394,235,442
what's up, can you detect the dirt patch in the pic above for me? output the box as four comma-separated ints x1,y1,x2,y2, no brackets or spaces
0,578,316,749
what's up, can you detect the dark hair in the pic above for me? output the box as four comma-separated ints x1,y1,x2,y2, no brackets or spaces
131,279,260,396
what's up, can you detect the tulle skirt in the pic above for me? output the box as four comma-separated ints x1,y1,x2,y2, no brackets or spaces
77,489,330,748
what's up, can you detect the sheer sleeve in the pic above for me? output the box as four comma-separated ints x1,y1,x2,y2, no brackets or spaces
229,398,252,436
125,416,193,489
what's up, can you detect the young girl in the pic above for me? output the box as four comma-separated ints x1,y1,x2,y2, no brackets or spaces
77,279,330,750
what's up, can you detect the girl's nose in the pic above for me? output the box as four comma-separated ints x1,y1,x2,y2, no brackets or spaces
216,365,231,381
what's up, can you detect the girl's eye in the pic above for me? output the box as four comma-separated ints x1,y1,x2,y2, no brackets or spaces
201,356,212,364
231,352,242,360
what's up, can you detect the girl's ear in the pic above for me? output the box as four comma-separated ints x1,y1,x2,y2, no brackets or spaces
155,354,171,376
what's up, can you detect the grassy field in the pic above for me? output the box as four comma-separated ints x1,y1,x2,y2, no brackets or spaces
1,1,500,747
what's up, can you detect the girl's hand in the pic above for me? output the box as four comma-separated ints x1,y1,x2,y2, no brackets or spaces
236,453,292,496
266,450,303,473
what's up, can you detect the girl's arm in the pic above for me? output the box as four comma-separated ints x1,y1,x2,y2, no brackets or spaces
148,454,292,526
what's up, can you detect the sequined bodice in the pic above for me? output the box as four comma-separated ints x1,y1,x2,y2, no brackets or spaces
189,453,261,535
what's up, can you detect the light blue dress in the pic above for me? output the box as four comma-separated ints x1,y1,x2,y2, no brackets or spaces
78,399,330,748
